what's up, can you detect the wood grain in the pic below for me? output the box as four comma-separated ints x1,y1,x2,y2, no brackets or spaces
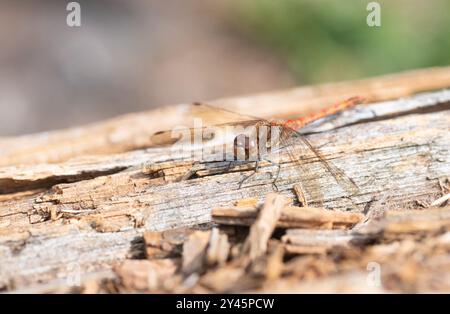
0,80,449,292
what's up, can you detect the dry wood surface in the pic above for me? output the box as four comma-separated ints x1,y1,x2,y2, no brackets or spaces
0,68,450,293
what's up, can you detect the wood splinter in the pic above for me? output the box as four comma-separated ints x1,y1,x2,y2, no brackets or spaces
242,193,289,261
212,203,364,230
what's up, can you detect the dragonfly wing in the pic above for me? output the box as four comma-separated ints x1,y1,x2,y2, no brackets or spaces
151,102,261,147
283,141,326,205
275,125,358,205
296,134,359,194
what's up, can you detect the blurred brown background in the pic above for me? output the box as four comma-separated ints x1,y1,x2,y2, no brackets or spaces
1,0,449,135
0,0,294,136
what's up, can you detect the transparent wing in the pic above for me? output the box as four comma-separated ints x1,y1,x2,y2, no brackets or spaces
298,135,358,193
150,102,260,146
277,125,358,204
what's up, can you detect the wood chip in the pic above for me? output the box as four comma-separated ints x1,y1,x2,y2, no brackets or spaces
144,228,192,259
242,193,288,261
213,204,364,230
206,227,230,266
359,206,450,237
282,229,371,247
281,229,371,255
114,259,180,292
182,230,211,275
261,241,284,281
142,161,195,182
144,231,166,258
234,198,258,207
430,193,450,207
293,183,308,207
199,266,246,293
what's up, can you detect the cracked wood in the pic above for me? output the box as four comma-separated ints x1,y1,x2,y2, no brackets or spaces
0,83,449,291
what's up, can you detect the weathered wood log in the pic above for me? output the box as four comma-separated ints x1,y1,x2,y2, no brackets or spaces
1,67,450,167
1,71,450,292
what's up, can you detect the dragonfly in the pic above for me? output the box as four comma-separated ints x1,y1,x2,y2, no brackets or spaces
151,96,364,206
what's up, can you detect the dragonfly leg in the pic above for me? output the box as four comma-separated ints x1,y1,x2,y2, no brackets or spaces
181,168,197,181
271,180,279,192
237,161,259,189
254,160,260,172
260,156,281,189
224,161,233,173
272,163,281,190
180,163,200,181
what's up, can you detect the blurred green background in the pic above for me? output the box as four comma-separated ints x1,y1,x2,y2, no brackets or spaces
229,0,450,83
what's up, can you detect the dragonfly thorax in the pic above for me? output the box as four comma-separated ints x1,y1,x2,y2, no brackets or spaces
232,122,281,161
